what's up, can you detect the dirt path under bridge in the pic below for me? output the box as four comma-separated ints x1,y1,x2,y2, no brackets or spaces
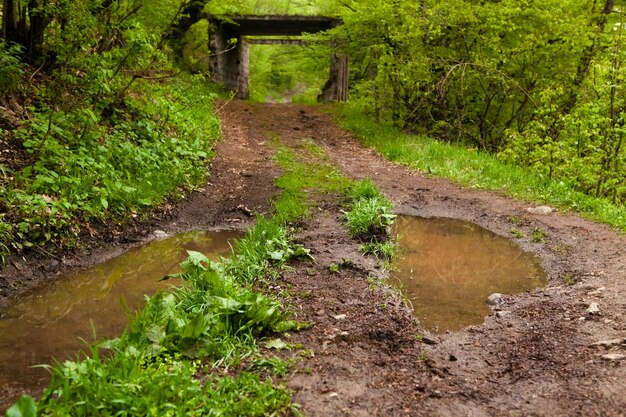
2,101,625,416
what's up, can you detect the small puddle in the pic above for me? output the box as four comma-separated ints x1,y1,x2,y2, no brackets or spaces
0,230,241,397
392,216,546,333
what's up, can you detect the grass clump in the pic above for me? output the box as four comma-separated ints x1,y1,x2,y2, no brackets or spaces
336,104,626,232
345,180,397,261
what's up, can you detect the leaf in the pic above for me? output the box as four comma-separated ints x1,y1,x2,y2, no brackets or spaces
181,250,210,273
264,338,288,350
269,250,286,261
100,197,108,210
6,396,37,417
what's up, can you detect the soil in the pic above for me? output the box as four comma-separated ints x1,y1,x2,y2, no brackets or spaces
1,101,625,416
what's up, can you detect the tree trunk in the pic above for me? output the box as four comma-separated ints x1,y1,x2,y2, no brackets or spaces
1,0,49,62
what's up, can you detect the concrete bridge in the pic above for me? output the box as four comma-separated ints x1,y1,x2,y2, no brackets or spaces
208,15,348,101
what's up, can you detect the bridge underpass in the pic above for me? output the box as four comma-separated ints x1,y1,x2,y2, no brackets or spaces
208,15,348,101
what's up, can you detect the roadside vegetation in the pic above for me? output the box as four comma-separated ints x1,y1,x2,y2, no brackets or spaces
0,1,224,264
337,105,626,232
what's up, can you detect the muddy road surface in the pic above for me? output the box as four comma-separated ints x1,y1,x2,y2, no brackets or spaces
2,101,625,416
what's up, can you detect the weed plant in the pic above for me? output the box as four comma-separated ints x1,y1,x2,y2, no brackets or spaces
337,104,626,232
344,180,397,261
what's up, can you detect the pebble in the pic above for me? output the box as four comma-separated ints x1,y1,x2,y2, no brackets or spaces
601,354,626,362
587,303,601,315
332,314,347,321
591,338,626,348
496,311,512,318
486,293,503,306
588,287,606,296
420,335,438,345
153,230,169,240
526,206,555,215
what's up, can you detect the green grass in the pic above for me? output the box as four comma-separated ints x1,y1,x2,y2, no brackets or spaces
272,138,351,223
336,104,626,232
344,180,397,262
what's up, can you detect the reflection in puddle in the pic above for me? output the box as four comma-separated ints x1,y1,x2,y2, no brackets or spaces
0,230,241,397
392,216,546,333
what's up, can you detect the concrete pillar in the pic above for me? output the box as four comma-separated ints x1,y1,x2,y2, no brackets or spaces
319,54,349,102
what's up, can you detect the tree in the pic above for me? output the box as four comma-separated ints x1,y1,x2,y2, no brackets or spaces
1,0,51,61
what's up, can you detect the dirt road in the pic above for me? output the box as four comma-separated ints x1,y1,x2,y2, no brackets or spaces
2,102,625,416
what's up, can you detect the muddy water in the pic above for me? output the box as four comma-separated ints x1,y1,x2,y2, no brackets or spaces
392,216,546,333
0,230,241,397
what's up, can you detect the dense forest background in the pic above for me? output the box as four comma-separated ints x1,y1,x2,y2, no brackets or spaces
0,0,624,261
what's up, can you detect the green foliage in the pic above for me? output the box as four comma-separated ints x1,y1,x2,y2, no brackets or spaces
345,180,395,240
344,180,397,261
323,0,626,205
1,74,218,254
359,240,396,261
0,41,25,94
225,216,313,283
337,103,626,231
37,349,293,417
249,44,330,104
26,210,311,415
345,196,395,239
206,0,339,16
5,396,36,417
273,139,351,223
179,20,211,74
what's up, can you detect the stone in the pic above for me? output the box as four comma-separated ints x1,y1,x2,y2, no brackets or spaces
332,314,347,321
486,293,503,306
601,354,626,362
587,303,601,315
526,206,555,215
496,311,512,318
421,335,438,345
591,338,626,348
153,230,168,240
588,287,606,296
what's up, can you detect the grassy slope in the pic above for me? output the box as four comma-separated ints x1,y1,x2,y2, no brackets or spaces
336,104,626,232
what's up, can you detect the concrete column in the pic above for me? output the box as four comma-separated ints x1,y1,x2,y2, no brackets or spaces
319,54,349,102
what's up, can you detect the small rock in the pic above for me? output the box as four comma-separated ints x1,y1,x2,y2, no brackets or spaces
526,206,555,215
591,338,626,348
153,230,169,240
588,287,606,296
486,293,503,306
329,392,339,398
332,314,347,321
421,335,438,345
496,311,512,318
601,354,626,362
587,303,601,315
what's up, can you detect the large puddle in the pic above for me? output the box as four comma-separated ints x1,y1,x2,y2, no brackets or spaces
0,230,241,397
392,216,546,333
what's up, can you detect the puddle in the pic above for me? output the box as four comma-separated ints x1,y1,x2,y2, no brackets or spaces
392,216,546,333
0,230,241,397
